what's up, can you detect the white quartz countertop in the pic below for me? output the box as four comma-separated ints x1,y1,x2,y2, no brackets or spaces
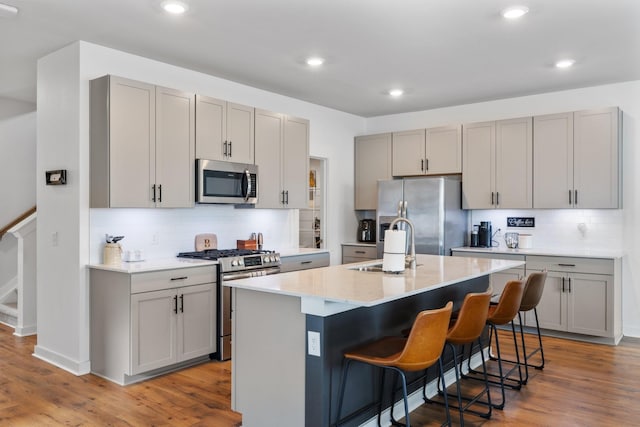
88,258,218,273
452,246,624,259
224,254,523,308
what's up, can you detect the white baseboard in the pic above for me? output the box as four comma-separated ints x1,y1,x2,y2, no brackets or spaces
33,345,91,376
14,324,37,337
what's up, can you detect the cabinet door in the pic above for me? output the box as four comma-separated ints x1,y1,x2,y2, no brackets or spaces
227,102,255,164
254,109,284,208
283,116,309,209
533,112,574,208
156,86,195,208
573,108,620,208
355,133,392,210
392,129,426,176
426,125,462,175
195,95,226,161
462,121,495,209
495,117,532,208
177,283,216,362
109,77,156,208
532,271,566,331
567,273,611,337
131,289,177,375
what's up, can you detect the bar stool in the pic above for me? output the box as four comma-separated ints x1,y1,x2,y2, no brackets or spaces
335,301,453,427
466,279,525,410
428,290,493,426
496,271,547,384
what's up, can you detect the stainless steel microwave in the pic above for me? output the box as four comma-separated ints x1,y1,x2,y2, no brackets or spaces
196,159,258,204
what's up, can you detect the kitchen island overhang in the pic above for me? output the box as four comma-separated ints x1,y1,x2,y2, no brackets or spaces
226,254,524,427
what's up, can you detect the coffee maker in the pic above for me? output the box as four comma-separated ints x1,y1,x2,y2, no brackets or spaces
478,221,492,247
358,219,376,243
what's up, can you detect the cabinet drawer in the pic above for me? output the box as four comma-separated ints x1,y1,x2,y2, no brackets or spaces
452,251,526,262
525,256,613,275
131,266,216,294
342,245,377,259
280,252,330,273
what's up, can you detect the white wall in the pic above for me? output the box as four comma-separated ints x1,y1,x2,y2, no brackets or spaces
36,41,364,374
365,81,640,337
0,98,36,291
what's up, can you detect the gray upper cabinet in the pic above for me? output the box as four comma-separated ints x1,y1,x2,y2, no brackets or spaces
392,125,461,177
534,107,621,208
254,109,309,209
195,95,254,165
462,117,532,209
354,133,392,210
90,75,195,208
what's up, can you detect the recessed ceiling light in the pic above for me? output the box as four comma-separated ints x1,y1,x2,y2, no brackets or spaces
306,57,324,67
502,5,529,19
555,59,576,69
0,2,19,17
161,0,188,15
389,89,404,97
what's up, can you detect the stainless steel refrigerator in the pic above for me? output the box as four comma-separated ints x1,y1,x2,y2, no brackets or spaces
376,176,467,257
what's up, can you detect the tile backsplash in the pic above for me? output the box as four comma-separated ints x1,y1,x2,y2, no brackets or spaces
90,205,298,264
470,209,624,250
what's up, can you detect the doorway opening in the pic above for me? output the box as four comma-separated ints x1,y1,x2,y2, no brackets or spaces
299,157,326,248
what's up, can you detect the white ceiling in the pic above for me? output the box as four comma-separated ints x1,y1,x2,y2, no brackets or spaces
1,0,639,117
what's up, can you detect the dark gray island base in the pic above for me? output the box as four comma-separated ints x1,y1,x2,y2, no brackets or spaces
228,255,523,427
306,275,488,426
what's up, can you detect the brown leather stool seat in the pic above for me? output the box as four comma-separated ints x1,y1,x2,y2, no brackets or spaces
335,302,453,427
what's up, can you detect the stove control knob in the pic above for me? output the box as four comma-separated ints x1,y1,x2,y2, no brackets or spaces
239,259,244,266
275,255,280,262
231,259,238,267
263,255,270,263
269,256,275,263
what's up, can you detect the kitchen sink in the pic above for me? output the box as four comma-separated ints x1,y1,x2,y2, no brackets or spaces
349,263,384,272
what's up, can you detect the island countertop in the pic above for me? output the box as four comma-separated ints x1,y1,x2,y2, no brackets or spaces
225,254,523,311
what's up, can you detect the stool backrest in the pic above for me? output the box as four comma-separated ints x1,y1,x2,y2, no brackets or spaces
488,279,525,325
446,290,492,344
395,301,453,371
520,271,547,312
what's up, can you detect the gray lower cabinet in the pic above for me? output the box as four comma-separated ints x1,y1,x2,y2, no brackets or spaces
451,250,621,344
341,244,377,264
525,256,616,338
90,265,216,385
280,252,330,273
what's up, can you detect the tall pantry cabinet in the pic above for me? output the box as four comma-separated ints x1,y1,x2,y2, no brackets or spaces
90,75,195,208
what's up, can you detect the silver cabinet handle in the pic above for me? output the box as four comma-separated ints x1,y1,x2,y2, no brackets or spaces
223,141,228,157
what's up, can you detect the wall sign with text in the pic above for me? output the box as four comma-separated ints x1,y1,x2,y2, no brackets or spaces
507,217,535,227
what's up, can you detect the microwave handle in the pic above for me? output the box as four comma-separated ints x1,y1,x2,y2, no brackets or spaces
243,169,252,201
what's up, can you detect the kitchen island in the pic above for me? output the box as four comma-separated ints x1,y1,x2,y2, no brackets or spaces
226,254,523,427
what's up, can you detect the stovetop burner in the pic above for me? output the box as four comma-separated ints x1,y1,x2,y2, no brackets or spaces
177,248,273,260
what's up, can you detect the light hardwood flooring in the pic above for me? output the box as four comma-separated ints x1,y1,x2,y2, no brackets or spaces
0,323,638,426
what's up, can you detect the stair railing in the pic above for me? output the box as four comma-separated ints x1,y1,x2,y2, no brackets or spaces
0,206,36,240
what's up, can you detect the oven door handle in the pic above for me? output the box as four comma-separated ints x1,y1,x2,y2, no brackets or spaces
222,267,281,281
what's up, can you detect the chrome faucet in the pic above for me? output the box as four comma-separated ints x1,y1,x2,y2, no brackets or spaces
389,217,416,270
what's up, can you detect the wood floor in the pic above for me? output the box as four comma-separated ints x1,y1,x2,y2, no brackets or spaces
0,323,638,426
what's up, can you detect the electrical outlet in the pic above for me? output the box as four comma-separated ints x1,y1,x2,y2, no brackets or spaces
307,331,321,357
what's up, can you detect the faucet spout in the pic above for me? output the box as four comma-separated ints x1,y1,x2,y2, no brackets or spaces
389,217,416,270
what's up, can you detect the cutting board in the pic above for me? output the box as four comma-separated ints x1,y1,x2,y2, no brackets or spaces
195,233,217,251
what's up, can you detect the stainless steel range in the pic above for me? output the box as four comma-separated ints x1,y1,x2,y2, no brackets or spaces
177,249,281,360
